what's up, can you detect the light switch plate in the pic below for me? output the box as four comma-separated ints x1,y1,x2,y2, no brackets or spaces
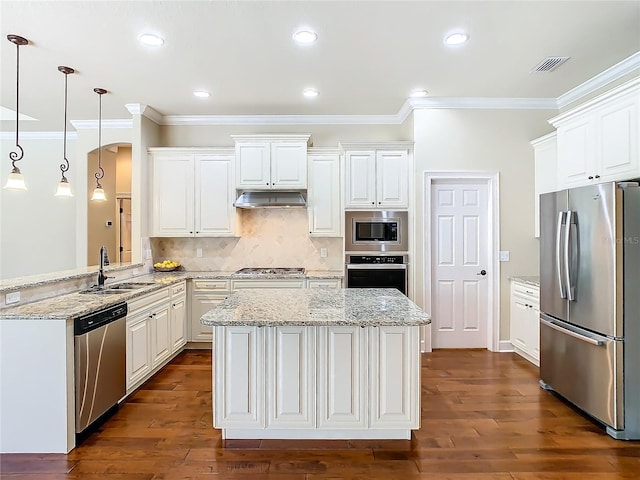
196,248,203,258
320,248,328,258
499,250,510,262
6,292,20,304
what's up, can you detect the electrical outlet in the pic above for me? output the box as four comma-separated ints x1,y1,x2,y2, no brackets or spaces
196,248,203,258
320,248,328,258
6,292,20,304
499,250,510,262
146,249,152,259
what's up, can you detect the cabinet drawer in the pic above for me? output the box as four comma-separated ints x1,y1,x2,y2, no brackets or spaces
193,279,230,291
231,279,305,290
512,282,539,300
307,279,342,289
171,281,186,296
128,287,170,314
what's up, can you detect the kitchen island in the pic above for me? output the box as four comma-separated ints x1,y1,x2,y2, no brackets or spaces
201,288,431,440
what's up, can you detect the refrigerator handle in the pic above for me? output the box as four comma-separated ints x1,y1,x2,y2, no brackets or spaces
556,211,566,299
564,210,575,301
540,318,603,346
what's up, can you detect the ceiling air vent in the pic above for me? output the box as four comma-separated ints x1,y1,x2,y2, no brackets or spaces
531,56,570,73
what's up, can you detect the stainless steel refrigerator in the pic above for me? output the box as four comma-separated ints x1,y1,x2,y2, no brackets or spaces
539,181,640,440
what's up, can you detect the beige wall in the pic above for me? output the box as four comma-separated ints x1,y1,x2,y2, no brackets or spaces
0,137,77,279
159,123,411,147
151,209,343,272
115,146,132,194
412,108,555,343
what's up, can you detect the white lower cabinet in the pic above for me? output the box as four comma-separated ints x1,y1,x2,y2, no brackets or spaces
126,284,188,393
170,282,187,353
510,280,540,366
317,326,367,428
126,311,152,389
150,302,171,368
214,324,420,437
189,279,230,342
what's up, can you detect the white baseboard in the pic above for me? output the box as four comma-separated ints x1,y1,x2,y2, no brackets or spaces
499,340,514,352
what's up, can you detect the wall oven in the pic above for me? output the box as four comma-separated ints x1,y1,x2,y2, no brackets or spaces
345,211,408,252
346,254,408,295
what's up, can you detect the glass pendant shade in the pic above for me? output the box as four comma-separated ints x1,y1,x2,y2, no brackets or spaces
4,168,27,190
54,177,73,197
91,187,106,201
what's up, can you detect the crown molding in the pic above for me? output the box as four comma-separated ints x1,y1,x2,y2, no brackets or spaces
0,131,78,140
557,51,640,109
125,104,163,124
409,97,558,110
70,119,132,129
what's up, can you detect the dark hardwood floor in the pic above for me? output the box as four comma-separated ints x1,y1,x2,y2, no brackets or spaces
2,349,639,479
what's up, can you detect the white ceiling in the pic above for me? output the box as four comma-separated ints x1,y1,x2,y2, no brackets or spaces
1,0,639,131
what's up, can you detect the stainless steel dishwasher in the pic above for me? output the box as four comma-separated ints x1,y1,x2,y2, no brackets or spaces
74,301,128,439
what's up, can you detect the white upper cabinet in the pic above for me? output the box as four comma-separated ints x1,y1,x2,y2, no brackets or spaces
531,132,557,238
551,78,639,189
151,153,194,237
308,150,342,237
343,144,411,209
150,149,237,237
233,134,311,189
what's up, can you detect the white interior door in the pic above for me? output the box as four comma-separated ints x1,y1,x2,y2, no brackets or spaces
431,180,489,348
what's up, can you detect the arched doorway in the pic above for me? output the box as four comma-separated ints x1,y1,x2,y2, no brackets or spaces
87,143,132,266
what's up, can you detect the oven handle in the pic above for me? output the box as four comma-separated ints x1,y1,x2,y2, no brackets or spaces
346,264,407,270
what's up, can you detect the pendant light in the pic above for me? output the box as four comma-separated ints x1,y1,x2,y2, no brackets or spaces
91,88,107,201
4,35,29,191
55,66,75,197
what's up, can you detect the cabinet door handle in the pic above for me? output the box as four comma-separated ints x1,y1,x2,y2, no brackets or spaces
588,176,594,180
265,182,269,185
595,175,600,179
371,202,375,205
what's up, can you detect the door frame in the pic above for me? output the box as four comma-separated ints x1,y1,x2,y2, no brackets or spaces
423,171,501,351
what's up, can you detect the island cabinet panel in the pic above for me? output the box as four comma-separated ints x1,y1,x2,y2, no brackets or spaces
215,326,265,428
266,327,316,429
369,326,420,429
317,326,368,428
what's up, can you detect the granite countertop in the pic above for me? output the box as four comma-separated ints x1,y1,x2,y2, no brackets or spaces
0,270,345,320
510,276,540,286
201,288,431,327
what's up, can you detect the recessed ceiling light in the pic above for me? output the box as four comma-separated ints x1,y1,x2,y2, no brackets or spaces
193,90,211,98
410,89,428,98
293,30,318,44
444,32,469,46
303,88,319,98
137,33,164,46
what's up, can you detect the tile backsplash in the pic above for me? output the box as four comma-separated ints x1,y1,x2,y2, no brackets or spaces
151,209,343,271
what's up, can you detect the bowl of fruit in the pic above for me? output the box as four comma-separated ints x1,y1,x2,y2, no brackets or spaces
153,259,182,272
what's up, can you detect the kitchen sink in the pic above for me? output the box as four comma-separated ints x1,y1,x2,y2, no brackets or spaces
109,282,156,289
79,282,155,295
79,287,129,295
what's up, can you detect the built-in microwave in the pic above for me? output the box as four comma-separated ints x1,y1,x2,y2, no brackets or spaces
345,211,408,252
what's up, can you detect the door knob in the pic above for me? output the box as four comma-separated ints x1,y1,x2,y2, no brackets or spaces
477,269,487,276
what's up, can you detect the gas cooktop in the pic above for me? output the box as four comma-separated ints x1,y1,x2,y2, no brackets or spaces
233,267,306,276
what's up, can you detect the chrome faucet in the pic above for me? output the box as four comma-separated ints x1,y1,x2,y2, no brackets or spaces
97,246,112,287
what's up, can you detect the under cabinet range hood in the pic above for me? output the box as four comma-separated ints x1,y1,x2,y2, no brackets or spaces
233,191,307,209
